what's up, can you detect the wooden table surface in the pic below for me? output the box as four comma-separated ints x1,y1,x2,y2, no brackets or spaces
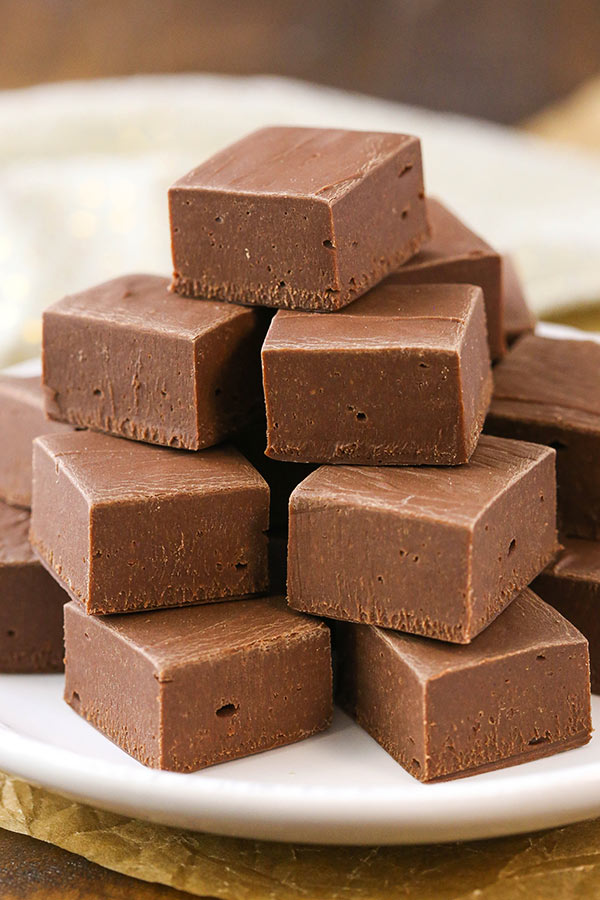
0,828,200,900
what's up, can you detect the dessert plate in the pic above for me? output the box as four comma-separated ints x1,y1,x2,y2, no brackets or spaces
1,675,600,845
1,321,599,846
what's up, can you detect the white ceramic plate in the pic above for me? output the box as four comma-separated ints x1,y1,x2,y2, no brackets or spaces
2,323,600,846
1,676,600,845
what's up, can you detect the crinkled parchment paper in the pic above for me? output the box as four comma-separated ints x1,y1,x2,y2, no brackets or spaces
3,772,600,899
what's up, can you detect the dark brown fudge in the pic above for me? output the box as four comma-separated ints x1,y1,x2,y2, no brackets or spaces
534,538,600,693
30,430,269,615
288,435,558,643
262,283,492,466
233,418,315,530
486,335,600,539
42,273,269,451
502,256,535,345
387,198,505,359
336,588,591,782
0,375,72,508
268,531,288,595
64,596,332,771
169,126,429,312
0,501,66,672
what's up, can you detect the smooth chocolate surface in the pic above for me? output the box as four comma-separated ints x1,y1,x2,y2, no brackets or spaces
534,538,600,693
288,435,558,642
169,126,429,311
336,588,591,782
30,430,269,615
42,273,269,451
486,335,600,539
64,596,332,771
387,198,505,359
262,283,492,466
502,255,535,345
0,501,66,672
0,375,73,508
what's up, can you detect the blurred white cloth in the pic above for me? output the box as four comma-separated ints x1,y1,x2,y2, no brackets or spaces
1,73,600,365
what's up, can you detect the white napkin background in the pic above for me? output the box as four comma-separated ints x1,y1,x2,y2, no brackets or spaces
1,73,600,365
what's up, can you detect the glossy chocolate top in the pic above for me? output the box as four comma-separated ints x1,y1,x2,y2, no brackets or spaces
266,282,482,352
376,588,585,679
292,434,555,524
490,335,600,432
77,596,327,676
0,502,35,565
291,434,554,527
34,431,267,505
45,273,256,339
172,126,418,202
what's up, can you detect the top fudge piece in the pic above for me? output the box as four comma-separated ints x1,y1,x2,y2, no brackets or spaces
0,375,73,508
169,126,429,312
502,256,535,345
43,274,269,451
30,430,269,614
387,198,505,359
486,335,600,539
262,282,492,466
288,435,558,642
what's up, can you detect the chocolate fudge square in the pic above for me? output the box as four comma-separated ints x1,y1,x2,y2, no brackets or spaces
30,431,269,615
0,502,66,672
387,198,505,359
64,596,333,771
486,335,600,539
43,274,268,451
534,538,600,693
0,375,73,508
336,588,591,782
288,435,558,643
169,126,429,312
262,283,491,466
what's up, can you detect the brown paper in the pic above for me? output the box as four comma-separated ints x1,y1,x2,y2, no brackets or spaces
4,771,600,899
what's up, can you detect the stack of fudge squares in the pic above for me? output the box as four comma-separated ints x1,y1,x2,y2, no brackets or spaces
0,125,597,782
